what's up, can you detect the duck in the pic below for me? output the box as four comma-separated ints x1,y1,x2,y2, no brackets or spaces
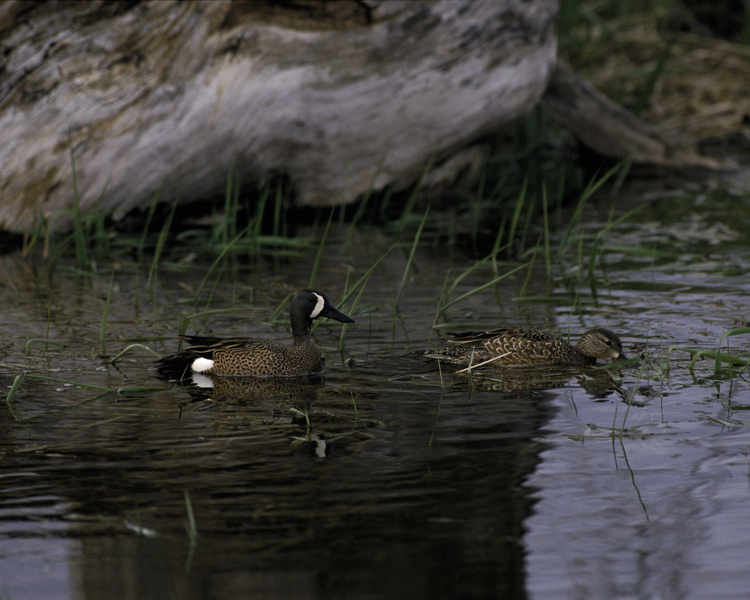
157,289,354,378
426,327,625,368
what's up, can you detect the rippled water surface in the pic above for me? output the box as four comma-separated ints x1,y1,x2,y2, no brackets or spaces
1,190,750,599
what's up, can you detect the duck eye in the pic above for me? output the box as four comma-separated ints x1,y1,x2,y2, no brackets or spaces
605,340,613,346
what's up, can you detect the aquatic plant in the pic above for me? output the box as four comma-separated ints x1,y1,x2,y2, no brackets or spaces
666,328,750,378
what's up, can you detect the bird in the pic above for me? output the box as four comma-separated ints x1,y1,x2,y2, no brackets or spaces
157,289,354,378
426,327,625,368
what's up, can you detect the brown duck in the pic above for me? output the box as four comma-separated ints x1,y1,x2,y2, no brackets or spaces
157,289,354,378
427,327,625,368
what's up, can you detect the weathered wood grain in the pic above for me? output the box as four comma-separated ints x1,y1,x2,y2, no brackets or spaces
0,0,558,230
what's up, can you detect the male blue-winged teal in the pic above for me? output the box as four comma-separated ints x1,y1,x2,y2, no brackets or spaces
157,289,354,378
427,327,625,368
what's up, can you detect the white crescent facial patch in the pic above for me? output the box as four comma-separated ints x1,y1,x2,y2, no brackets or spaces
310,293,325,319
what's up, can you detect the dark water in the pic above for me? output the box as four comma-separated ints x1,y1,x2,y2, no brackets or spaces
2,191,750,599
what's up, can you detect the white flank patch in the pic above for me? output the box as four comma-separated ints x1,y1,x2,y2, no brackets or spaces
310,292,325,318
191,357,214,373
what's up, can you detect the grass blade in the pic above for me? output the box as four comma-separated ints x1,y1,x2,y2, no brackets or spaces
309,210,335,289
395,207,429,307
146,203,177,292
716,328,750,375
437,261,531,318
100,272,115,352
110,343,164,365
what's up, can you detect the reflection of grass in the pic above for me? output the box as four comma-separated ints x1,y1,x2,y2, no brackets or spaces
184,489,198,546
567,425,665,441
184,489,198,572
5,369,163,422
288,402,385,456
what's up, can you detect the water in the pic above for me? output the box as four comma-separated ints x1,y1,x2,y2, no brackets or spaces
1,189,750,599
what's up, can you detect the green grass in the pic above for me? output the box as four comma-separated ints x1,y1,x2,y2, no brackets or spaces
100,272,115,353
395,207,429,307
432,260,531,327
308,210,335,289
662,328,750,377
7,89,634,300
146,203,176,291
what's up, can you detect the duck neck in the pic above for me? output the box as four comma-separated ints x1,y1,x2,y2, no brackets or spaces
573,346,596,365
291,316,313,344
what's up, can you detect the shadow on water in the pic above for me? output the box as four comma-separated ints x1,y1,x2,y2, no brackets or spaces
1,344,562,599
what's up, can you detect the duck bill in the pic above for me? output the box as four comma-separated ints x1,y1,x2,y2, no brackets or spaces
321,304,355,323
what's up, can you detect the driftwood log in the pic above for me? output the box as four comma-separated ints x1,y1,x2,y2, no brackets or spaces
0,0,721,233
0,0,558,231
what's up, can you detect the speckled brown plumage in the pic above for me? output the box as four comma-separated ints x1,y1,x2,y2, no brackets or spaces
427,327,625,367
157,290,354,378
168,335,327,377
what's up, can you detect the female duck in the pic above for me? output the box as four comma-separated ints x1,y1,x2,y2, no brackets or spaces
427,327,625,367
158,289,354,378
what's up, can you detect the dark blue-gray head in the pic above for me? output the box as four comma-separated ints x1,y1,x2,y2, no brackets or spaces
290,290,354,336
